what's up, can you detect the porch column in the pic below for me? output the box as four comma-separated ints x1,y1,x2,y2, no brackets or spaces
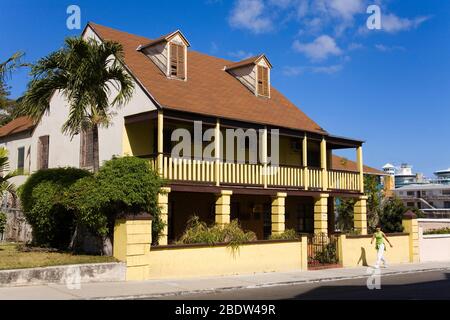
158,187,171,245
356,146,364,193
320,138,328,191
262,127,268,188
271,192,287,235
157,110,164,176
354,195,368,235
402,211,420,263
302,135,309,190
215,119,221,187
215,190,233,227
314,194,329,235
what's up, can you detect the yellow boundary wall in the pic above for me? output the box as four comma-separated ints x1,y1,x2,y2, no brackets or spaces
338,233,410,267
148,240,304,280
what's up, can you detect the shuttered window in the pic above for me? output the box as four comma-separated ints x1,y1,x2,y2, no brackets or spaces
80,128,94,169
17,147,25,173
169,43,186,79
257,65,269,97
37,135,49,170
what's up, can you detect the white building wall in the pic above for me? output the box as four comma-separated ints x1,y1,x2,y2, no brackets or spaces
0,132,32,186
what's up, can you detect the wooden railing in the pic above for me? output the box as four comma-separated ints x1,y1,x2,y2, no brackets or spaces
147,155,360,192
328,169,360,192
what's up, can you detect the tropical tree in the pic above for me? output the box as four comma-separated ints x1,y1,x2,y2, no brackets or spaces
0,52,26,125
0,147,18,204
21,38,134,172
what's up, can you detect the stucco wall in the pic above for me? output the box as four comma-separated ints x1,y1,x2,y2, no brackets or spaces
418,219,450,232
419,228,450,262
339,234,410,267
148,241,303,279
0,131,32,186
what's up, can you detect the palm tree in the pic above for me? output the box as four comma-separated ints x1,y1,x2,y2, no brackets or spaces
21,37,134,172
0,147,18,206
0,51,25,81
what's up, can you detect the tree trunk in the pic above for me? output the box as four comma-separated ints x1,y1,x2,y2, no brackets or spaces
92,124,100,173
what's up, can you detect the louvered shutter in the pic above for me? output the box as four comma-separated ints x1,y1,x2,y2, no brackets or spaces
257,66,263,95
262,67,269,96
177,45,185,79
170,43,178,77
38,135,49,169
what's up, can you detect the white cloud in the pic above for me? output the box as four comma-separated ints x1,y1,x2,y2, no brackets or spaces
293,35,342,61
374,44,405,52
381,13,430,33
283,64,343,76
228,50,255,59
229,0,273,34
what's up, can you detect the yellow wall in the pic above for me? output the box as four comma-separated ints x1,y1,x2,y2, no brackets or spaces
148,241,303,279
339,234,410,267
124,122,155,156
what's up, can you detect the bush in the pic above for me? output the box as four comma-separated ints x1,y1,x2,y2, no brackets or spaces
424,228,450,235
269,229,298,240
19,168,91,249
64,156,164,244
0,211,6,234
176,216,257,249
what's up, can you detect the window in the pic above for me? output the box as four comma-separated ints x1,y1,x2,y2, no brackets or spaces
407,202,415,208
37,135,49,170
444,202,450,209
257,65,269,97
17,147,25,174
442,189,450,195
169,43,185,79
80,127,94,169
407,191,415,197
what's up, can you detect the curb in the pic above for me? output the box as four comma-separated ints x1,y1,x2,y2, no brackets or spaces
88,266,450,300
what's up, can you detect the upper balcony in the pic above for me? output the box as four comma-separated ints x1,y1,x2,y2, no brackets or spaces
123,109,365,195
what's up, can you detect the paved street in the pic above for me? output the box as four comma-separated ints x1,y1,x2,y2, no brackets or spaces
160,270,450,300
0,262,449,300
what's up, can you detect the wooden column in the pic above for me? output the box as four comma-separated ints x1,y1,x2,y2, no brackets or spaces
320,138,328,191
262,127,268,189
215,119,221,187
157,110,164,176
302,135,309,190
356,146,364,193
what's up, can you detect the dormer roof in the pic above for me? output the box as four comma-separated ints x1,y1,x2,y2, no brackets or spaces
225,54,272,71
137,30,191,51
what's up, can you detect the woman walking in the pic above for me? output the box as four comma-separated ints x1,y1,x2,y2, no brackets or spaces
371,225,393,268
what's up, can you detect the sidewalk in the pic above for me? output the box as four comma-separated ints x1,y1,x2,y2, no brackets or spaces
1,261,449,300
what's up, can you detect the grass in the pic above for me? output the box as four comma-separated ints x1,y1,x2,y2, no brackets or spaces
424,227,450,235
0,242,117,270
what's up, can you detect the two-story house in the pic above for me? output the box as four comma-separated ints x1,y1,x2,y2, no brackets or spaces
0,23,382,244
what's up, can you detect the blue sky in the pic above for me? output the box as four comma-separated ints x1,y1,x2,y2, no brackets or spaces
1,0,449,176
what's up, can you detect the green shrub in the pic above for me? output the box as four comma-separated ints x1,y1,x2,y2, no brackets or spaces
64,156,164,244
19,168,91,248
313,243,338,264
269,229,298,240
0,211,6,234
424,228,450,235
378,198,405,233
176,216,257,249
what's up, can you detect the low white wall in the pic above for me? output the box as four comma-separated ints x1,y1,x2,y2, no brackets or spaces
419,227,450,262
418,219,450,232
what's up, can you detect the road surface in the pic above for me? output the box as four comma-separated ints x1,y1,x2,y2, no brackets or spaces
152,270,450,300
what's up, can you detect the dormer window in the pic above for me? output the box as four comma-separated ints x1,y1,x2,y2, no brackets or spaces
169,43,186,80
137,30,190,81
257,65,269,97
225,54,272,98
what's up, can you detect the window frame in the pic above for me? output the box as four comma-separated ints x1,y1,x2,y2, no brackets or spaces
17,146,25,174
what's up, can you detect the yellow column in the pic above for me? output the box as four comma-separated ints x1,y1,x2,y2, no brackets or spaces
157,110,164,176
302,135,309,190
262,127,268,188
215,190,233,226
271,192,287,235
113,215,152,281
215,119,221,187
300,234,308,270
356,146,364,193
314,194,329,235
354,195,368,235
402,211,420,262
320,138,328,191
157,187,171,245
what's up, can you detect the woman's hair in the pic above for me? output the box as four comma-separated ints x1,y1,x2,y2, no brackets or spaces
376,224,382,229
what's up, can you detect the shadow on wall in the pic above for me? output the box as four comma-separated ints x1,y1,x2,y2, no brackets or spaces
357,247,368,267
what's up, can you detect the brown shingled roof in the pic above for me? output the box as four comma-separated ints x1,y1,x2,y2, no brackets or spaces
0,116,34,138
87,23,327,135
332,155,385,176
225,54,272,70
